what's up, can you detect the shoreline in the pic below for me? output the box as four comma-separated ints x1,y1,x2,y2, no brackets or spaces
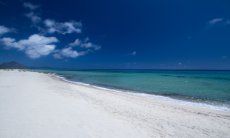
46,71,230,111
1,70,230,137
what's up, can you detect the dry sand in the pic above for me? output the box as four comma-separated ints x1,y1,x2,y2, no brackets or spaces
0,70,230,138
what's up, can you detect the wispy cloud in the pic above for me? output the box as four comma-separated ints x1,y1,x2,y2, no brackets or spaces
44,19,82,34
25,12,42,24
59,47,81,58
0,2,101,60
23,2,82,35
69,39,81,46
23,2,42,29
0,34,58,59
55,47,87,58
80,38,101,50
23,2,39,10
54,37,100,59
208,18,223,25
128,51,136,56
0,25,13,35
208,18,230,26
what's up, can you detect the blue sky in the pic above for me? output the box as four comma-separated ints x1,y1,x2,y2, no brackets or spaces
0,0,230,69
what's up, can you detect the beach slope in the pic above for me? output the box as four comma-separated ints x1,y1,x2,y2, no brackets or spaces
0,70,230,138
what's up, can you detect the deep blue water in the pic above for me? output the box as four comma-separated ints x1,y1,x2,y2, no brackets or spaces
36,69,230,105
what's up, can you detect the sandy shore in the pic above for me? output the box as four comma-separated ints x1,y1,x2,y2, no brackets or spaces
0,70,230,138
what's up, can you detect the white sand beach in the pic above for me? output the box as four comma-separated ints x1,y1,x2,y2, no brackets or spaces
0,70,230,138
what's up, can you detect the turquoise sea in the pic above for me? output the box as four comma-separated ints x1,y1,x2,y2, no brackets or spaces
37,69,230,106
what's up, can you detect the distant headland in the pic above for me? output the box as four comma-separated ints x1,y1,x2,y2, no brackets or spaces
0,61,27,69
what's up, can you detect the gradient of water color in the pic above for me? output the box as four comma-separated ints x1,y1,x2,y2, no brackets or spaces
37,69,230,106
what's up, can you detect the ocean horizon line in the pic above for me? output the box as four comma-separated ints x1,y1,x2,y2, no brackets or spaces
31,67,230,71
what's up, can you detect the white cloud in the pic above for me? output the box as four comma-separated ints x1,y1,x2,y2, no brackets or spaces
0,2,101,60
208,18,230,26
60,47,80,58
26,44,55,58
80,38,101,50
0,34,58,59
69,38,101,50
208,18,223,25
130,51,136,56
44,19,82,34
54,47,87,59
69,39,81,46
54,37,101,59
25,12,41,24
53,53,63,59
23,2,39,10
23,2,42,27
0,37,23,50
0,25,13,35
82,42,101,50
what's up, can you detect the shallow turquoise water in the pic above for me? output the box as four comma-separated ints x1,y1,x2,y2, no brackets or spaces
37,69,230,105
